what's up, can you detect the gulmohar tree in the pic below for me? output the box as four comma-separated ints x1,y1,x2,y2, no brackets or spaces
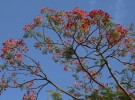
0,7,135,100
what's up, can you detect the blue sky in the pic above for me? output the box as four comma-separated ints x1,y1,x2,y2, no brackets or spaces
0,0,135,100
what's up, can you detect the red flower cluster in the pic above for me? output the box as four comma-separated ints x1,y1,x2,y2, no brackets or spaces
107,24,127,45
15,53,22,61
27,81,34,87
79,17,90,33
23,23,36,32
124,37,134,52
46,12,64,25
41,7,46,13
33,15,42,25
0,78,8,90
13,82,18,87
89,70,97,76
117,24,127,35
64,20,74,29
54,13,64,24
65,11,73,19
41,7,56,13
89,10,109,23
22,90,36,100
73,7,87,17
58,8,110,34
23,16,42,32
1,39,27,64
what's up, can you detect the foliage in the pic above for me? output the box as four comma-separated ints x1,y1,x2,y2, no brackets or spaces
0,7,135,100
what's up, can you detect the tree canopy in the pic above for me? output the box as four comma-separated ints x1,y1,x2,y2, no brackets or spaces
0,7,135,100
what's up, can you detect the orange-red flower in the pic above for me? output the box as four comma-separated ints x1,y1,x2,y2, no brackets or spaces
23,23,36,32
64,20,74,29
73,7,87,17
41,7,46,13
15,53,22,61
33,15,42,25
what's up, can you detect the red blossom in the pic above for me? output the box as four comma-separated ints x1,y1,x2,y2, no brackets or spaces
73,7,87,17
0,39,27,63
89,10,98,18
41,7,46,13
23,23,36,32
64,66,69,71
15,53,22,60
27,81,34,87
64,20,74,29
14,82,18,87
65,12,73,18
22,90,36,100
32,69,38,74
106,25,127,45
89,10,110,23
48,8,56,13
33,15,42,25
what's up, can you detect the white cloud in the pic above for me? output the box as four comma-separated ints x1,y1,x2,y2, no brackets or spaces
113,0,126,24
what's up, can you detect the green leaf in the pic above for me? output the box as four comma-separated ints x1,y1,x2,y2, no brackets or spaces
95,61,99,64
36,32,44,38
19,85,24,91
0,63,6,71
29,32,35,38
47,90,62,100
84,89,89,93
23,32,29,38
56,88,60,90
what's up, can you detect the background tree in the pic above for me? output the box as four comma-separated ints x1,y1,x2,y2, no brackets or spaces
0,7,135,100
